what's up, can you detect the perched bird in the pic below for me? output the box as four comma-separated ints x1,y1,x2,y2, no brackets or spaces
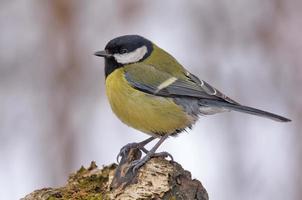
95,35,291,171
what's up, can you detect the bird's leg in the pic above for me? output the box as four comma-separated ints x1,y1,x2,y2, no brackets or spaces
130,135,169,173
117,137,155,163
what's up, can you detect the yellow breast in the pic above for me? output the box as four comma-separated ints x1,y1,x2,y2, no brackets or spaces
105,68,193,136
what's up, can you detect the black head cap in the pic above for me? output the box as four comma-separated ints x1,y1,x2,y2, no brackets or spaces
105,35,153,55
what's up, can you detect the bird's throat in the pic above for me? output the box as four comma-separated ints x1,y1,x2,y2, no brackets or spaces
105,58,123,78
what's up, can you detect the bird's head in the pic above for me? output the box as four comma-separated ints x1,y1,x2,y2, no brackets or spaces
95,35,153,77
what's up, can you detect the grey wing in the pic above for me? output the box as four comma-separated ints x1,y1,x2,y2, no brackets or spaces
125,64,239,104
185,71,239,104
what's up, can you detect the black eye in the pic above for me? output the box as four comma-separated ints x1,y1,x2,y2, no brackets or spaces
120,48,128,54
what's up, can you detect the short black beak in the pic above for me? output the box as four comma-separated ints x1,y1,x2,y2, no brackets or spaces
94,50,112,58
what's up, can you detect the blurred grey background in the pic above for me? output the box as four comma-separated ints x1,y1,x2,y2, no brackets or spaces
0,0,300,199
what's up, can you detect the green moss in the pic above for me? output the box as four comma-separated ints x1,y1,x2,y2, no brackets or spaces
42,162,117,200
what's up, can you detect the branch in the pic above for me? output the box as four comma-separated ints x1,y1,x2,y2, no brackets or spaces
22,148,208,200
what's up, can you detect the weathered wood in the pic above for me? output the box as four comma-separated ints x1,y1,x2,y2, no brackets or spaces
22,148,208,200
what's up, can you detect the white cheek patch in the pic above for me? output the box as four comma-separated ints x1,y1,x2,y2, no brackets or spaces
114,46,148,64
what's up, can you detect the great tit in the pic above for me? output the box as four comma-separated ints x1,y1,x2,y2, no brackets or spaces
95,35,291,171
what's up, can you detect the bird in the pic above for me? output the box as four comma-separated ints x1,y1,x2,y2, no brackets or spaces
94,35,291,171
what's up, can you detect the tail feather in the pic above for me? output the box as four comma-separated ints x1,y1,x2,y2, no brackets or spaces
199,99,291,122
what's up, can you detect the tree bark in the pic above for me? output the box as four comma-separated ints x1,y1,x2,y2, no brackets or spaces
22,148,208,200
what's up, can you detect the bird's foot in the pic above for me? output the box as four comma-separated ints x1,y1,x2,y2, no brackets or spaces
130,153,152,173
117,142,148,163
112,136,169,188
129,151,173,173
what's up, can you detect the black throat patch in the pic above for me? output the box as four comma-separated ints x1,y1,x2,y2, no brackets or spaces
104,57,123,78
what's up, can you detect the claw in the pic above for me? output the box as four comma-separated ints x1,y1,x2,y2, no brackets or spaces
130,154,151,174
129,151,173,173
116,136,170,176
151,151,174,161
126,135,170,173
116,138,154,163
116,142,140,163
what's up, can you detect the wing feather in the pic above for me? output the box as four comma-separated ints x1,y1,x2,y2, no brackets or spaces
124,63,238,104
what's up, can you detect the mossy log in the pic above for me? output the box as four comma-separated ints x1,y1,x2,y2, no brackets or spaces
22,148,208,200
